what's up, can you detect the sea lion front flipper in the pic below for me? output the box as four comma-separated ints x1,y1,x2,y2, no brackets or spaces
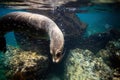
0,36,6,53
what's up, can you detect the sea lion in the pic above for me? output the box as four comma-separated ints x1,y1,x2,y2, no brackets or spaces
0,11,64,63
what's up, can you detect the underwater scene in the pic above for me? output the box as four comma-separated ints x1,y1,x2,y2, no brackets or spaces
0,0,120,80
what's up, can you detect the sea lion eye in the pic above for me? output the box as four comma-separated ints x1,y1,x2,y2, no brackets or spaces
56,52,61,58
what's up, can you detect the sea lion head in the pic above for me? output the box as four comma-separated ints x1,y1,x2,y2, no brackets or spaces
50,44,64,63
50,31,64,63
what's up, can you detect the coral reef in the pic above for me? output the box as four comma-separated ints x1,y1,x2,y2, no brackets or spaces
106,39,120,63
98,39,120,80
97,39,120,66
3,46,49,80
64,48,112,80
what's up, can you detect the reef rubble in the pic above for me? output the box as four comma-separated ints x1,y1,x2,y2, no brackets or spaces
98,39,120,80
64,39,120,80
106,39,120,63
64,48,112,80
3,46,49,80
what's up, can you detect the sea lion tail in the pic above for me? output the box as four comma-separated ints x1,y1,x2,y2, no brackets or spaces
0,36,6,53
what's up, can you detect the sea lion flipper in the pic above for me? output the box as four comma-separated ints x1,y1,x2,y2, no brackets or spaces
0,36,6,53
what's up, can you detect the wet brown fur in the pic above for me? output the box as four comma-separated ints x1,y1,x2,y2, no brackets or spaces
0,12,64,63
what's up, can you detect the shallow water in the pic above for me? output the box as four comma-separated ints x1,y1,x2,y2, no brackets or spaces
77,12,120,37
77,4,120,37
0,8,25,46
0,3,120,80
0,5,120,45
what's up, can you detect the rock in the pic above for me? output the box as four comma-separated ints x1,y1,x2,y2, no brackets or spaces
74,29,120,53
97,39,120,80
4,46,49,80
106,39,120,67
74,32,112,53
64,48,112,80
96,49,111,66
113,68,120,80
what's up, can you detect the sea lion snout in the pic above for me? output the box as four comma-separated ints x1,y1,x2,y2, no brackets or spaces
49,26,64,63
53,51,63,63
50,46,64,63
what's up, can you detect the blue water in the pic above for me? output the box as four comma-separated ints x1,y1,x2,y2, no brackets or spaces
76,12,120,37
4,32,17,46
0,7,25,46
0,4,120,80
0,7,25,16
